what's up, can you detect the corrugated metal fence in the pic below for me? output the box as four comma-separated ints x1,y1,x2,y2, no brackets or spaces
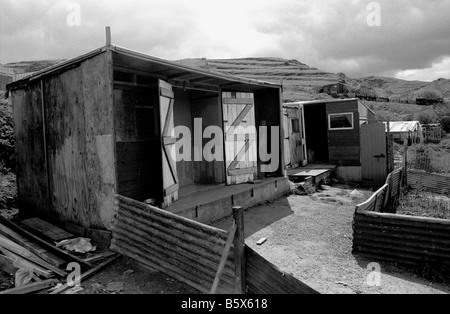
353,169,450,278
111,195,319,294
408,170,450,195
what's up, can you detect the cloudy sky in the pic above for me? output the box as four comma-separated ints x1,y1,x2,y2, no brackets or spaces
1,0,449,81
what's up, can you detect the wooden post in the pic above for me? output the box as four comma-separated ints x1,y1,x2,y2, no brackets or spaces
403,140,408,187
233,206,246,294
106,26,112,46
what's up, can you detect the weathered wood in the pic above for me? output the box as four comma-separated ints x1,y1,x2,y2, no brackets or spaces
0,235,67,277
0,223,66,267
83,251,116,263
0,215,91,268
51,255,120,294
223,98,254,105
228,167,257,177
0,254,17,275
21,217,74,242
0,248,53,278
211,222,237,294
0,279,58,295
233,206,246,294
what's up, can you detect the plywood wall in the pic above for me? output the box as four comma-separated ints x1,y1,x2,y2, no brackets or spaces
14,51,117,230
326,100,361,167
12,84,50,219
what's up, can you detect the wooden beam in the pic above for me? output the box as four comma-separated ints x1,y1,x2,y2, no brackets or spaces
50,255,120,294
232,206,246,294
210,222,237,294
0,223,66,267
0,235,67,277
0,279,58,295
228,167,257,177
0,254,17,275
0,215,91,268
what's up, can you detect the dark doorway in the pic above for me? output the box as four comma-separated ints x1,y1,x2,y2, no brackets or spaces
303,104,329,163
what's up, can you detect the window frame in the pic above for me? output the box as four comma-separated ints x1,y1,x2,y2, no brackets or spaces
328,112,354,131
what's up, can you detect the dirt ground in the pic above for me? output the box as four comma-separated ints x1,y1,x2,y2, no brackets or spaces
213,185,450,294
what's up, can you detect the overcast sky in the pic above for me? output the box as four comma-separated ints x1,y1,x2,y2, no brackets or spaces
1,0,449,81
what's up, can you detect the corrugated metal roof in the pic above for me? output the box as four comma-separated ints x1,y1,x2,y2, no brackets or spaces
385,121,421,133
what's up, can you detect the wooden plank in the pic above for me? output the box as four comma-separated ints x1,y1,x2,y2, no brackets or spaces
0,279,58,295
0,254,17,275
211,222,237,294
164,183,179,197
160,87,175,99
223,98,254,105
0,215,91,268
0,223,66,267
227,105,253,134
50,255,120,294
0,248,53,278
0,235,67,277
233,206,246,294
21,218,74,242
228,167,257,177
83,251,116,263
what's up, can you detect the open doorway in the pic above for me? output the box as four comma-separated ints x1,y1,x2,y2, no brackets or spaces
303,103,329,164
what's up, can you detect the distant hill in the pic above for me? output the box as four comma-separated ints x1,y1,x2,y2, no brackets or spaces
1,60,64,75
178,58,450,103
178,58,339,102
2,56,449,111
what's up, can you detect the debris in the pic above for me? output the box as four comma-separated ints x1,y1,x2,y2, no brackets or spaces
336,281,349,287
14,267,34,287
350,189,363,198
320,185,331,190
257,238,267,246
91,283,103,294
58,238,96,254
107,281,124,292
0,253,17,275
0,279,58,295
83,250,116,263
63,286,84,294
50,255,120,294
123,269,134,277
21,217,74,243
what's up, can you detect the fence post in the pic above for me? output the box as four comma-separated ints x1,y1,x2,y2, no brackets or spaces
232,206,246,294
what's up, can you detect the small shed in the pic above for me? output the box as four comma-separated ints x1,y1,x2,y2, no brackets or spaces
284,99,389,187
8,43,286,231
385,121,423,144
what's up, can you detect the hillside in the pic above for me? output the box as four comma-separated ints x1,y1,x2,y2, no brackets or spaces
1,60,64,74
178,58,339,102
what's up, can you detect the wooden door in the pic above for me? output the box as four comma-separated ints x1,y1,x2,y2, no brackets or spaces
222,92,257,185
283,109,291,168
285,106,307,168
361,123,387,188
159,80,178,207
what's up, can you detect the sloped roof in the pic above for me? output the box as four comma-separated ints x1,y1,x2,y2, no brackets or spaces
8,45,281,92
385,121,421,133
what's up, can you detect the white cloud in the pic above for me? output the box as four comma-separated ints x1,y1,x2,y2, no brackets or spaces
394,57,450,82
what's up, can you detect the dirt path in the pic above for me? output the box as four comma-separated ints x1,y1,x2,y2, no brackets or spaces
214,185,450,294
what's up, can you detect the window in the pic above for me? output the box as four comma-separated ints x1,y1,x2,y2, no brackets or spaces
291,119,300,133
328,113,354,130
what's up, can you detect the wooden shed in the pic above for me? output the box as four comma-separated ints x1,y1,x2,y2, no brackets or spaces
8,44,286,231
284,99,390,187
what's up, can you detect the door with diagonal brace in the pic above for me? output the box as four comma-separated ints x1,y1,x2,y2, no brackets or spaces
222,92,257,185
159,79,178,207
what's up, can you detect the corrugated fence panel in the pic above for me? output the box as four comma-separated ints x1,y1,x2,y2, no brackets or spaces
245,246,319,294
408,171,450,195
111,195,236,294
353,210,450,277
